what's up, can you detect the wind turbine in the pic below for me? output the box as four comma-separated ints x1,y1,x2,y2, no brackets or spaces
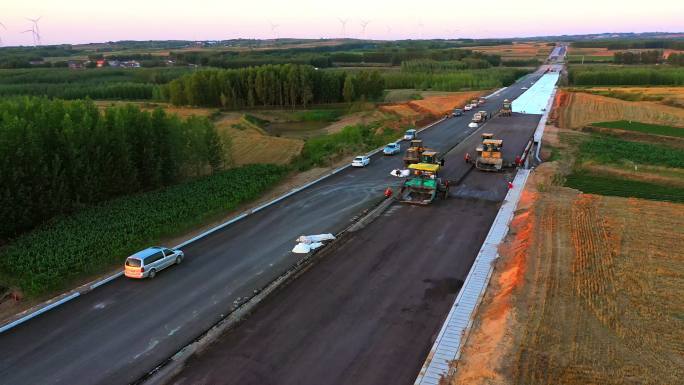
0,22,6,46
360,20,371,39
23,28,38,46
418,21,425,40
268,21,279,40
26,17,42,45
445,28,459,39
337,18,348,38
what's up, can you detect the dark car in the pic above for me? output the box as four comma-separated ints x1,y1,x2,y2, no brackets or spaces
452,108,463,117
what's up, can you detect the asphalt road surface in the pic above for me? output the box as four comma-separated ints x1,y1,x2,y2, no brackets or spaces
171,111,541,385
0,69,545,385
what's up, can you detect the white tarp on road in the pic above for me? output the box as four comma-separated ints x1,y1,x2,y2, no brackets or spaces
512,73,560,115
292,233,336,254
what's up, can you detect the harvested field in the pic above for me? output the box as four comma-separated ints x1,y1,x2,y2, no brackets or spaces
93,100,217,118
215,115,303,166
470,42,551,60
553,90,684,129
448,163,684,385
578,86,684,108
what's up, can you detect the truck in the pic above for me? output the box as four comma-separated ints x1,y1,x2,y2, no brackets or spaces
501,99,512,117
472,111,489,124
403,139,425,166
475,133,504,171
399,163,449,205
420,150,444,166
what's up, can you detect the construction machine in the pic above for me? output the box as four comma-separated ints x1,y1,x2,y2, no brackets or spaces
399,163,449,205
420,150,444,166
475,133,504,171
403,139,425,166
501,99,512,117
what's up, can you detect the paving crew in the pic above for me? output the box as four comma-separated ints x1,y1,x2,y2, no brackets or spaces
515,155,522,167
384,187,393,198
464,152,471,163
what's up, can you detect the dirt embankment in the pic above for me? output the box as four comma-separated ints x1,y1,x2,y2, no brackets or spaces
447,158,684,385
553,90,684,129
381,91,485,120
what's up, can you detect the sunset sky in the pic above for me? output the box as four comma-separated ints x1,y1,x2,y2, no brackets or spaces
1,0,682,46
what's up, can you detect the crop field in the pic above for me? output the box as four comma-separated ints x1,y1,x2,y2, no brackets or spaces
592,120,684,138
565,172,684,202
510,192,684,385
578,134,684,168
553,90,684,129
448,163,684,385
577,86,684,108
469,42,552,59
0,164,288,297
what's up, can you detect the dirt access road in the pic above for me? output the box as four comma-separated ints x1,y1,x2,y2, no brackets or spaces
171,114,541,385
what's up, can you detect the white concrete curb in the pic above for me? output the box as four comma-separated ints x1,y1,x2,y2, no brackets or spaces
0,114,457,335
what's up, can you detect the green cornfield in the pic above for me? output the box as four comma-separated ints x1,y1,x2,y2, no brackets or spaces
0,164,288,297
565,172,684,203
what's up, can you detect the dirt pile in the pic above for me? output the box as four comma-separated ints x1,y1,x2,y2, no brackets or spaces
554,90,684,129
380,92,485,125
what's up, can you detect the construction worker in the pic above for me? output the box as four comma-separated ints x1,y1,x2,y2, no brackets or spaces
384,187,393,198
464,152,471,164
515,155,522,167
507,181,514,190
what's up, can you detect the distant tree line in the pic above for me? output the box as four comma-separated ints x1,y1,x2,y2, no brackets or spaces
401,58,493,73
572,39,684,50
0,97,224,238
169,47,502,69
501,58,542,67
569,66,684,86
161,64,384,108
613,50,663,64
667,53,684,66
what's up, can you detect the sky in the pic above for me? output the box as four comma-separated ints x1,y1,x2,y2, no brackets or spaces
1,0,683,46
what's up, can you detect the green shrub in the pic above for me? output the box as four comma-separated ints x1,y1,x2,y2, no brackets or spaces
294,123,398,170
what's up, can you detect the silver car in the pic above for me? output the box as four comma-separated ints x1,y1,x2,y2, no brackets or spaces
124,246,184,279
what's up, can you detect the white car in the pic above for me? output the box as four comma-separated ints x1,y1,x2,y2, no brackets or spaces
464,104,473,111
521,86,528,90
351,155,370,167
468,122,479,128
403,129,417,140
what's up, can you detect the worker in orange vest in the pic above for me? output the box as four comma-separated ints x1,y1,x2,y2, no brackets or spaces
384,187,393,198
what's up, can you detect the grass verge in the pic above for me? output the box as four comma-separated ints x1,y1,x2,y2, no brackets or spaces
0,164,289,297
